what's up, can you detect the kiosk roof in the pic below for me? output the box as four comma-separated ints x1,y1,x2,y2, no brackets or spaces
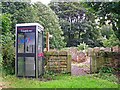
16,23,44,29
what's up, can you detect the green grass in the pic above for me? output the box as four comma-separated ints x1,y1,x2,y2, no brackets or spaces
2,74,118,88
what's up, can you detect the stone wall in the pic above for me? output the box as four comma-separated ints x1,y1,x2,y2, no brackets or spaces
69,46,120,64
44,51,71,73
68,47,87,63
90,48,120,73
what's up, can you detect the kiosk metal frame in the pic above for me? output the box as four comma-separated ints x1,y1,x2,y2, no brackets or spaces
15,23,44,78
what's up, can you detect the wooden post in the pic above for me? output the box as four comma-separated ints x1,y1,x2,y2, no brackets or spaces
46,32,49,51
67,52,71,73
83,42,85,50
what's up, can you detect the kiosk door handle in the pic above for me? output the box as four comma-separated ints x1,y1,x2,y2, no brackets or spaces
32,45,33,53
27,46,28,51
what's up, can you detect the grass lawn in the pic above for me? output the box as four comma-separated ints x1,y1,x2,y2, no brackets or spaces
2,74,118,88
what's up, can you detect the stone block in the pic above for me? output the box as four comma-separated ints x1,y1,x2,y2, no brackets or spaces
113,46,118,52
94,47,100,52
88,48,93,56
105,47,111,52
77,51,86,62
52,51,59,55
59,51,68,55
100,47,105,51
69,47,77,61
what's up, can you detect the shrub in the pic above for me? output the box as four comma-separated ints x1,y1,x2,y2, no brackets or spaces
2,32,15,75
102,33,120,48
1,13,15,75
77,43,88,50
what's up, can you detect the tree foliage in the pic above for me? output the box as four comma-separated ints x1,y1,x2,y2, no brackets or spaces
100,25,114,39
2,13,12,34
83,2,120,43
100,25,120,48
33,2,66,49
2,2,30,32
49,2,102,47
1,13,15,75
2,2,66,49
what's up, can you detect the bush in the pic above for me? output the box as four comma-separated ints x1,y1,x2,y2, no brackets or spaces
77,43,88,50
93,73,118,83
1,13,15,75
102,33,120,48
94,66,119,83
2,32,15,75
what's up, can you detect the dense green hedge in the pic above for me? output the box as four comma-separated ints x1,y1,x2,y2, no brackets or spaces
1,13,15,75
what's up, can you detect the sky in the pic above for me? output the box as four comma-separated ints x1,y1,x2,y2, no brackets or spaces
31,0,51,5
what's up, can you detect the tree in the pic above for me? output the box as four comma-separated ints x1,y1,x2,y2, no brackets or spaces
102,33,120,48
2,2,30,32
49,2,102,47
83,2,120,43
2,2,66,49
100,25,114,39
33,2,66,49
99,25,120,48
81,21,103,47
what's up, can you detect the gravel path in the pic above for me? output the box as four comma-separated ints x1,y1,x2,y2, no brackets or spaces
71,57,90,76
71,64,89,76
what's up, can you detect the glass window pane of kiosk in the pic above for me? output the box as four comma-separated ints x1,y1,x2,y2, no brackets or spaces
18,33,24,53
16,23,44,78
18,57,24,76
25,33,35,53
38,32,43,75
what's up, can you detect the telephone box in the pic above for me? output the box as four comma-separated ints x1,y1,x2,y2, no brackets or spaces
15,23,44,78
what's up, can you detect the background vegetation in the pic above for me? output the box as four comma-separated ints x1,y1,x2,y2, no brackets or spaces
49,2,103,47
1,1,120,76
2,2,66,49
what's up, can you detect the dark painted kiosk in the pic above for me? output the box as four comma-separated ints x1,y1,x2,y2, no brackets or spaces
15,23,44,78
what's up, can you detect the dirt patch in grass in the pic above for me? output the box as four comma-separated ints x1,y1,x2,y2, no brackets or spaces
0,80,14,88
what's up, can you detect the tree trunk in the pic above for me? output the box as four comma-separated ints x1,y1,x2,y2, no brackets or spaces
78,31,81,39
